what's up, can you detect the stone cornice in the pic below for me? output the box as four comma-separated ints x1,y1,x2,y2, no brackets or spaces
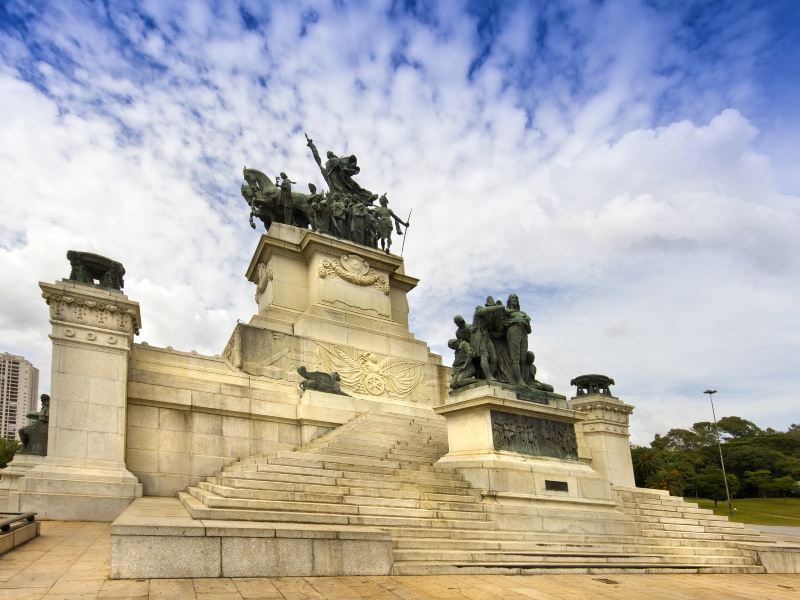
40,281,141,335
570,395,633,433
245,230,420,292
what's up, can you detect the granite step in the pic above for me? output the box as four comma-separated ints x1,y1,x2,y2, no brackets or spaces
390,563,767,575
391,549,758,566
392,538,755,557
194,484,489,521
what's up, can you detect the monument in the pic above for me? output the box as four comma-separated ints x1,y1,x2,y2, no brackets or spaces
242,134,409,253
2,134,798,577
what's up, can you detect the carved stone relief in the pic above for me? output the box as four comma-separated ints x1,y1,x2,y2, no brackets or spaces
317,343,424,399
42,291,140,334
318,255,389,295
254,263,274,303
490,411,578,459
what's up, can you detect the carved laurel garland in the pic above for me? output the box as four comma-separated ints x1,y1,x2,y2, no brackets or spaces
318,259,390,295
42,292,140,334
254,263,274,303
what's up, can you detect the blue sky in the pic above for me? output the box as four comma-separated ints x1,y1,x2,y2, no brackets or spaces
1,0,799,443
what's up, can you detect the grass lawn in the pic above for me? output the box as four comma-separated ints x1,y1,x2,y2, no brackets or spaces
692,496,800,525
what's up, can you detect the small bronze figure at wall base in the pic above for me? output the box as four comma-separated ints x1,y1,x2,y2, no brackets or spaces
297,366,350,396
18,394,50,455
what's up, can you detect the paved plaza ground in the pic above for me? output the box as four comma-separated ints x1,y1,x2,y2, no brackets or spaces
0,522,798,599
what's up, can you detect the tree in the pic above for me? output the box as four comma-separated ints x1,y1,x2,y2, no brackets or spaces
717,416,761,439
724,446,786,475
0,438,20,469
768,476,798,501
744,469,773,498
696,465,740,507
631,447,661,487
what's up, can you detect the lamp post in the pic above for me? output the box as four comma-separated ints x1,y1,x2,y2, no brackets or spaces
704,389,733,517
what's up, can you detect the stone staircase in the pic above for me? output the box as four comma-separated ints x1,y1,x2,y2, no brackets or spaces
179,410,770,574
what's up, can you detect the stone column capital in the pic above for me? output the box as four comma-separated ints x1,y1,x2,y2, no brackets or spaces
570,394,633,436
39,280,141,349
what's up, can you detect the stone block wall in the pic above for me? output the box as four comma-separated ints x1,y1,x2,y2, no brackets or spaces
125,345,311,496
126,403,303,496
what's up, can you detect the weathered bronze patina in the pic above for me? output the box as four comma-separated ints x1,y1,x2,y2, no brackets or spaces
491,411,578,459
18,394,50,455
241,134,410,253
297,366,350,396
449,294,554,395
571,374,615,396
66,251,125,291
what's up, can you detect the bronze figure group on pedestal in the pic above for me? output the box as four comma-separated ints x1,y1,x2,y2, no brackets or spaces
449,293,553,393
241,134,409,254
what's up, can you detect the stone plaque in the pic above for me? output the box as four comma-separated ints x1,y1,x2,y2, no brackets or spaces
490,411,578,459
545,480,569,492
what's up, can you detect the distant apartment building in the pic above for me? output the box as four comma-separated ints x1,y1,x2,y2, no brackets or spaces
0,353,39,441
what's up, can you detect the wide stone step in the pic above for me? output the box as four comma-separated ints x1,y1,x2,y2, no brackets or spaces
641,529,764,542
392,538,753,557
390,562,766,575
212,476,450,502
391,549,757,566
189,487,359,515
347,514,496,530
333,476,472,494
200,482,347,505
184,491,494,530
420,491,480,503
215,469,338,487
277,451,402,469
180,492,350,525
211,476,347,496
225,462,467,487
266,456,401,475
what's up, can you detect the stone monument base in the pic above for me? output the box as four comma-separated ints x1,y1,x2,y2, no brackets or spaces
0,454,45,512
435,384,612,505
9,460,142,521
110,497,392,578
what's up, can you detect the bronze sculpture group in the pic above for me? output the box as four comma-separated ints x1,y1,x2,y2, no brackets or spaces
18,394,50,455
241,134,409,253
449,293,553,393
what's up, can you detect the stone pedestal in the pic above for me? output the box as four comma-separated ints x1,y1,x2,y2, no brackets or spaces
570,393,635,487
434,384,611,503
0,454,45,511
224,224,447,406
9,280,143,520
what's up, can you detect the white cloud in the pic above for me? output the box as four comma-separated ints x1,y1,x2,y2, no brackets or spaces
0,0,797,445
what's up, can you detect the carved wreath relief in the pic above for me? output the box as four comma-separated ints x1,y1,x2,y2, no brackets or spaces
317,343,424,398
490,411,578,459
318,255,389,295
254,263,274,303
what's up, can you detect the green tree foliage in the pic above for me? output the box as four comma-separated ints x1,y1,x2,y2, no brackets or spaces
744,469,773,498
631,446,661,485
0,438,20,469
695,466,740,507
769,476,797,501
632,415,800,500
717,416,761,439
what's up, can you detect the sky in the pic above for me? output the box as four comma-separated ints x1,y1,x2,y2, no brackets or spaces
1,0,799,445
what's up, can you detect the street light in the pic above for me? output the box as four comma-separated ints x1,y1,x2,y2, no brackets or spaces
704,389,733,517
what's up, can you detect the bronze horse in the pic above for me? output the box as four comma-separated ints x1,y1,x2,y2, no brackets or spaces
241,167,314,230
